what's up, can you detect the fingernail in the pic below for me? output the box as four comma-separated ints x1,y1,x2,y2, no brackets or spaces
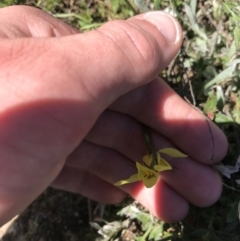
143,11,180,44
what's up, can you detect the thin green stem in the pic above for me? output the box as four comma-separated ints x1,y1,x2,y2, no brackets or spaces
205,119,215,161
123,0,138,15
142,124,158,168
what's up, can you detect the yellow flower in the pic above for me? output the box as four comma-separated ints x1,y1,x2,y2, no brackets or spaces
142,151,172,172
115,162,159,188
115,148,187,188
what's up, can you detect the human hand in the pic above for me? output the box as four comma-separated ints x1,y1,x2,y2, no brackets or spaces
0,6,227,225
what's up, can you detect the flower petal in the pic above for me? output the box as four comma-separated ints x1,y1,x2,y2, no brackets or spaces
142,173,159,188
136,162,149,172
154,158,172,171
114,174,139,186
158,148,187,157
142,154,152,167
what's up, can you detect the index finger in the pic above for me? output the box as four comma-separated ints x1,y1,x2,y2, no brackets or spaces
111,77,228,164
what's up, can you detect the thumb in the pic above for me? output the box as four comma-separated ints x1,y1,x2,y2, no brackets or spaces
1,11,182,118
0,10,183,155
64,11,183,106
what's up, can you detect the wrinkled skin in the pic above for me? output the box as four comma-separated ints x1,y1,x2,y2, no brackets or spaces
0,6,227,225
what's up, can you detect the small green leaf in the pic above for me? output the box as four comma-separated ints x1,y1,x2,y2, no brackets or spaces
134,0,149,12
232,95,240,123
215,113,234,123
203,91,218,119
148,224,164,240
204,64,236,89
234,26,240,50
136,214,152,231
